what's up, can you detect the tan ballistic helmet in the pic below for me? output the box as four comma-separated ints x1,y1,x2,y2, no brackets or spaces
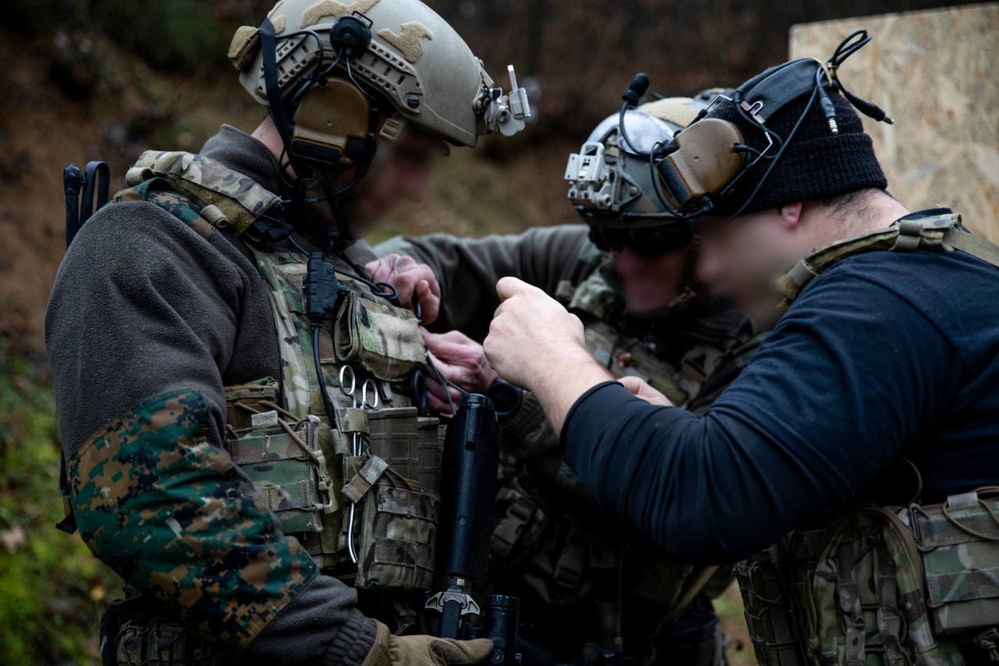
228,0,530,148
638,97,707,129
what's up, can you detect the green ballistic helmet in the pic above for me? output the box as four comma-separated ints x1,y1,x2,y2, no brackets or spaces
565,97,710,220
228,0,531,155
564,96,711,256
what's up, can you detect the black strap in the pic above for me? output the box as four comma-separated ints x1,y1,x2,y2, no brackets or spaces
260,19,294,151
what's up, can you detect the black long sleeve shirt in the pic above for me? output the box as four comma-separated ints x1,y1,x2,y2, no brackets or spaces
561,246,999,563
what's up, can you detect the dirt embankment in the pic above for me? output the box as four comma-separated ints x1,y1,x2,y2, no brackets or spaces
0,25,582,357
0,26,265,353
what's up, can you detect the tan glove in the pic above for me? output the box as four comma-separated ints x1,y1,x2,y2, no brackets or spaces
361,620,495,666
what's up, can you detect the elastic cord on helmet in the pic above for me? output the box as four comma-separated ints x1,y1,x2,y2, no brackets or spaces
724,82,820,218
648,29,891,221
260,19,301,175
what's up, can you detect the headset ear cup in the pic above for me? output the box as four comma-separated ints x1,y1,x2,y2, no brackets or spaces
656,119,746,213
290,78,373,167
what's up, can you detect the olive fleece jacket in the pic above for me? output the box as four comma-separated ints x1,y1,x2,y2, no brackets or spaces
47,125,381,665
374,226,596,342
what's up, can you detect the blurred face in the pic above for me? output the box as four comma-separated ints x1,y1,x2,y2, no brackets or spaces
696,209,803,325
612,244,692,315
331,128,445,236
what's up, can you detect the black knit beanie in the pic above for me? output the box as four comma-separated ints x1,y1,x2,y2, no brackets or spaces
704,70,888,216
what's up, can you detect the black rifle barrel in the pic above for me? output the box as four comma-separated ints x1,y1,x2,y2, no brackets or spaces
427,388,522,663
431,393,500,640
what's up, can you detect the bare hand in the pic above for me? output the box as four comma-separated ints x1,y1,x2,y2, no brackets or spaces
618,376,674,407
484,277,611,433
483,277,589,391
366,253,441,325
423,330,499,414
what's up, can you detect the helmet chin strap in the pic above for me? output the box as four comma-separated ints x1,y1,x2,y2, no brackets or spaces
325,116,407,239
259,17,408,252
625,285,699,321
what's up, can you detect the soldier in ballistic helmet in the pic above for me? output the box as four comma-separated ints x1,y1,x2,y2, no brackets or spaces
46,0,530,663
370,94,762,665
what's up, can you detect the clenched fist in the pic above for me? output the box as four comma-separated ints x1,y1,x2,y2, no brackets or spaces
484,277,612,432
483,277,587,390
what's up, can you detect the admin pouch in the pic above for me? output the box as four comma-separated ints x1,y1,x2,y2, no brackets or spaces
910,487,999,635
333,290,426,382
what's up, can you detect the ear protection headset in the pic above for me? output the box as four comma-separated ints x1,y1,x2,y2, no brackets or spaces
623,30,893,220
259,12,385,178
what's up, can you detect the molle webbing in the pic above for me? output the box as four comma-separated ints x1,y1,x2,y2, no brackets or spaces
248,249,438,580
910,487,999,635
734,543,808,666
777,211,999,309
738,490,999,666
121,153,443,589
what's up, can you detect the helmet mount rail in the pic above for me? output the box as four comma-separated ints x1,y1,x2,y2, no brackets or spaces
475,65,532,137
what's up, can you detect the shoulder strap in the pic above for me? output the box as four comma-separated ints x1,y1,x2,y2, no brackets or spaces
940,225,999,267
568,267,620,321
554,238,610,306
778,210,999,308
126,151,283,234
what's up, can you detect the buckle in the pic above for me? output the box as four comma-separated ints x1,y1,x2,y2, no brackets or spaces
317,473,339,514
894,214,960,252
379,117,406,143
973,627,999,662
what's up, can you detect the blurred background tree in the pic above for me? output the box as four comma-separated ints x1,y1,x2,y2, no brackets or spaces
0,1,987,663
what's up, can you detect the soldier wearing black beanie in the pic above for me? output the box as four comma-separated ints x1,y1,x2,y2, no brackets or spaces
704,72,889,217
475,33,999,666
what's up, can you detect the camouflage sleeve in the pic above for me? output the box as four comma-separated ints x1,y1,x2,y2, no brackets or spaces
46,204,375,662
67,389,318,649
500,391,564,476
373,225,595,340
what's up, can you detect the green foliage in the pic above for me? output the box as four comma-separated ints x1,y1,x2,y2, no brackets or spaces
3,0,235,73
97,0,233,72
0,340,119,665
